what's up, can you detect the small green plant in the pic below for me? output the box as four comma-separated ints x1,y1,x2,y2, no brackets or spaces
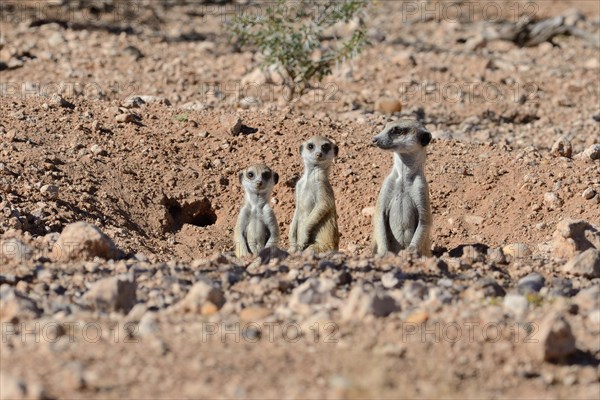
174,113,189,122
230,0,369,100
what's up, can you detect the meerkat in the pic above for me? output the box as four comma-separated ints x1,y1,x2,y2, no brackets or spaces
289,136,340,253
234,164,280,258
371,119,433,257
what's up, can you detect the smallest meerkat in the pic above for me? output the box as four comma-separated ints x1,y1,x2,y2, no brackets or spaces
234,164,280,258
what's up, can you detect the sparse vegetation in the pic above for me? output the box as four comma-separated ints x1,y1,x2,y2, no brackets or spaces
230,0,369,100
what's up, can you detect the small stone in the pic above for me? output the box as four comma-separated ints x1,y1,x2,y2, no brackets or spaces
0,285,41,323
220,114,243,135
123,96,146,108
550,137,572,158
288,278,336,315
582,187,596,200
503,293,529,318
543,192,563,208
552,219,600,259
115,113,135,123
90,144,105,156
502,243,532,259
464,215,484,225
257,246,289,265
138,95,170,106
176,280,225,314
341,286,400,320
576,144,600,161
40,184,59,199
529,312,576,362
49,93,74,109
375,97,402,113
52,222,119,261
0,238,33,263
562,249,600,278
405,310,429,324
82,273,136,314
47,31,65,47
239,306,272,321
361,206,375,218
467,278,506,300
517,273,545,295
381,270,401,289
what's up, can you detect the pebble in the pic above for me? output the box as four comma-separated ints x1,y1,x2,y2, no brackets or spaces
550,137,572,158
529,312,576,362
552,219,600,259
582,187,596,200
52,222,118,261
562,248,600,278
82,273,137,314
517,272,545,295
115,113,135,123
220,114,243,135
503,293,529,318
502,243,532,259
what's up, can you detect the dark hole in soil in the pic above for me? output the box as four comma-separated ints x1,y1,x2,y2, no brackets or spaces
163,197,217,232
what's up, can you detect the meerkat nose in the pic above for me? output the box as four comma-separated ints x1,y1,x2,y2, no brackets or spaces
372,137,379,145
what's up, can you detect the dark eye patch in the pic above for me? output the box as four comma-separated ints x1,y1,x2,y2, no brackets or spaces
390,127,405,136
321,143,331,153
261,171,271,180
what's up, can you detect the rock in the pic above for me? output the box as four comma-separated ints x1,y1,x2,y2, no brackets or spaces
375,97,402,113
549,278,575,297
138,312,159,336
220,114,243,135
502,243,532,259
90,144,105,156
342,286,400,320
381,269,402,289
543,192,563,208
405,310,429,324
52,222,118,261
552,219,600,259
562,249,600,278
47,31,65,47
582,187,596,200
288,278,336,314
0,285,41,323
49,93,74,109
239,306,272,321
550,137,572,158
467,278,506,300
0,238,33,262
361,206,375,217
123,96,146,108
573,285,599,311
82,273,136,314
115,113,136,123
40,184,59,199
0,372,28,399
575,144,600,161
503,293,529,318
517,273,545,295
176,280,225,314
257,246,289,265
138,95,171,106
464,215,484,226
529,312,576,362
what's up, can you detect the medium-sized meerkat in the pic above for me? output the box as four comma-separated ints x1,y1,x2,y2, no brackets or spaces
371,119,433,256
289,136,340,253
234,164,280,258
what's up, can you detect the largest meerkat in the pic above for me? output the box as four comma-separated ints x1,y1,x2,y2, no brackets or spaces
371,120,432,256
289,136,340,253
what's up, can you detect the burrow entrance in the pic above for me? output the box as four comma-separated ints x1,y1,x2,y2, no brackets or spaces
162,197,217,232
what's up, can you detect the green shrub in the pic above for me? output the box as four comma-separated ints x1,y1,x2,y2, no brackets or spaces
230,0,369,100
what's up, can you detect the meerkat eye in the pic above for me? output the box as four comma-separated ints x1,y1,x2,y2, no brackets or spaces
247,171,254,179
307,143,314,150
391,127,403,136
321,143,331,153
262,171,271,180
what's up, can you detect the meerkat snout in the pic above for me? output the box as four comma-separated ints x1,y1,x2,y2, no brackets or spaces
373,120,431,153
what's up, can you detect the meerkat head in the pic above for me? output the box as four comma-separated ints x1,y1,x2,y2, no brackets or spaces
239,164,279,196
372,119,431,154
300,136,339,168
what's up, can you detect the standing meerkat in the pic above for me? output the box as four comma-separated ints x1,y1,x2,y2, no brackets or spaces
289,136,340,253
234,164,280,258
371,119,433,256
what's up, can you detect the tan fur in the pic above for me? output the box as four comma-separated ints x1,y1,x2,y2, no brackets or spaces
234,164,279,258
371,120,433,257
289,136,340,253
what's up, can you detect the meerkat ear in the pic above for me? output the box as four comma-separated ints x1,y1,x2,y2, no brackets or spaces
299,144,303,154
418,129,432,146
333,144,339,157
238,171,244,184
273,172,279,185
